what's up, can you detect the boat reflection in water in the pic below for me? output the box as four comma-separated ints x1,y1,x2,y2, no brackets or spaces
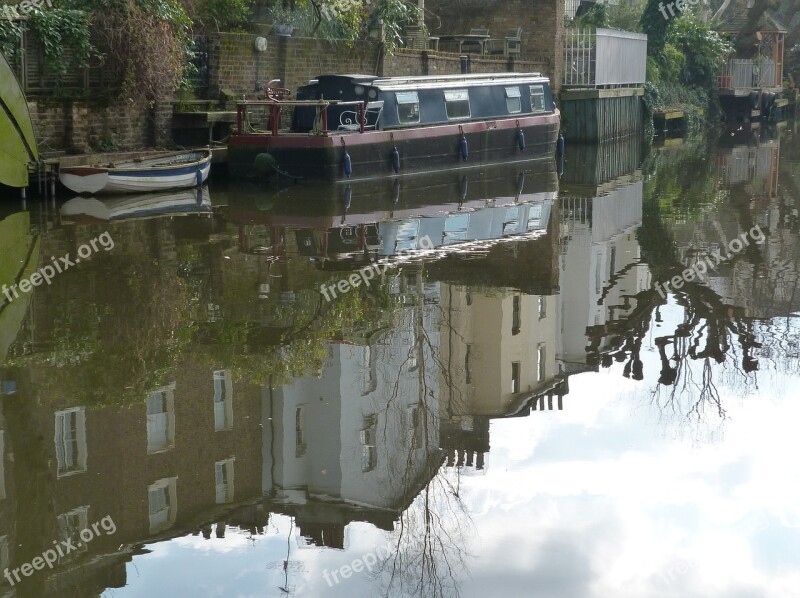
226,160,558,269
59,186,212,224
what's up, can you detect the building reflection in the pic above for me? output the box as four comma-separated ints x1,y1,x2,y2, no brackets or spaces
1,126,798,594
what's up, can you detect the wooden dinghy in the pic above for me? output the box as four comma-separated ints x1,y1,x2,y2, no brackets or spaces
59,150,212,194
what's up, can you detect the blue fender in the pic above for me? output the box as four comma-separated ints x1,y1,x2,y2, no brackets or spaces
343,151,352,179
392,179,401,204
556,133,565,157
391,146,400,173
518,129,525,151
344,185,352,209
459,135,468,161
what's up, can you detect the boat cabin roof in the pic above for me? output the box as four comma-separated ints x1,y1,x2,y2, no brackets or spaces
307,72,548,92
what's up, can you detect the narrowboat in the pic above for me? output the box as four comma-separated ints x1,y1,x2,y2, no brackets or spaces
228,72,560,182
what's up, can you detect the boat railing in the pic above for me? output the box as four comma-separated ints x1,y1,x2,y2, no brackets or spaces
236,99,376,136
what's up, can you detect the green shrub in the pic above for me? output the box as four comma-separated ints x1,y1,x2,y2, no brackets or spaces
200,0,252,32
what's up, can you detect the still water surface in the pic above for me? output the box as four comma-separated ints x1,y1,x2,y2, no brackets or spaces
1,125,799,597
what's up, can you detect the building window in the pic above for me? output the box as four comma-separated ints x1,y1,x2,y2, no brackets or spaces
149,477,178,533
444,89,471,120
396,91,420,124
215,459,235,504
295,406,307,458
530,84,546,112
146,385,175,454
465,344,473,384
408,345,418,371
512,295,521,335
511,362,521,393
57,507,89,557
0,431,5,500
538,296,546,320
537,343,546,382
55,408,87,477
408,406,421,450
360,415,377,472
362,345,377,395
213,370,233,431
505,86,522,113
0,536,8,574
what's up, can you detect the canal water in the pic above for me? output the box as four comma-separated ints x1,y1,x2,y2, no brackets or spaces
0,123,799,597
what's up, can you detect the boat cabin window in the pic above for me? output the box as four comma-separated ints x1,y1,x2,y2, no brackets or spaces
444,89,471,120
396,91,420,124
505,86,522,114
530,84,546,113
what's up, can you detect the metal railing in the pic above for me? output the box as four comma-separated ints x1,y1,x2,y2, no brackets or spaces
236,99,375,136
717,58,778,89
563,28,647,87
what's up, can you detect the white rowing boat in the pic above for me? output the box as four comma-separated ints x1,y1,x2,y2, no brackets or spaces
59,150,211,194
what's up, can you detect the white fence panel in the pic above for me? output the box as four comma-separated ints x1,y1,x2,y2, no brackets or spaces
564,28,646,87
594,28,647,86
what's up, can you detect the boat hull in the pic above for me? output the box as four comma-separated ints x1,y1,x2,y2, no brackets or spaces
228,112,560,181
0,51,38,188
59,152,211,194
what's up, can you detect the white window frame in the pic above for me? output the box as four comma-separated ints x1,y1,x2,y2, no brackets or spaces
505,86,522,113
57,506,89,557
360,415,377,472
530,84,546,113
396,91,420,124
444,89,471,120
55,408,88,478
146,384,176,454
213,370,233,431
148,477,178,533
537,343,547,382
215,458,235,504
511,361,521,394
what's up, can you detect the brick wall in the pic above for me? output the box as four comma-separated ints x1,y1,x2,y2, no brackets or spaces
28,97,173,153
384,49,550,80
207,33,381,98
425,0,564,91
209,29,559,103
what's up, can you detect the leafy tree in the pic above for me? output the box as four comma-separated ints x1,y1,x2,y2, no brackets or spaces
641,0,670,56
669,16,733,88
198,0,253,31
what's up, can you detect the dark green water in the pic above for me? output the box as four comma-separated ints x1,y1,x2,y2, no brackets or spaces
0,123,799,597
